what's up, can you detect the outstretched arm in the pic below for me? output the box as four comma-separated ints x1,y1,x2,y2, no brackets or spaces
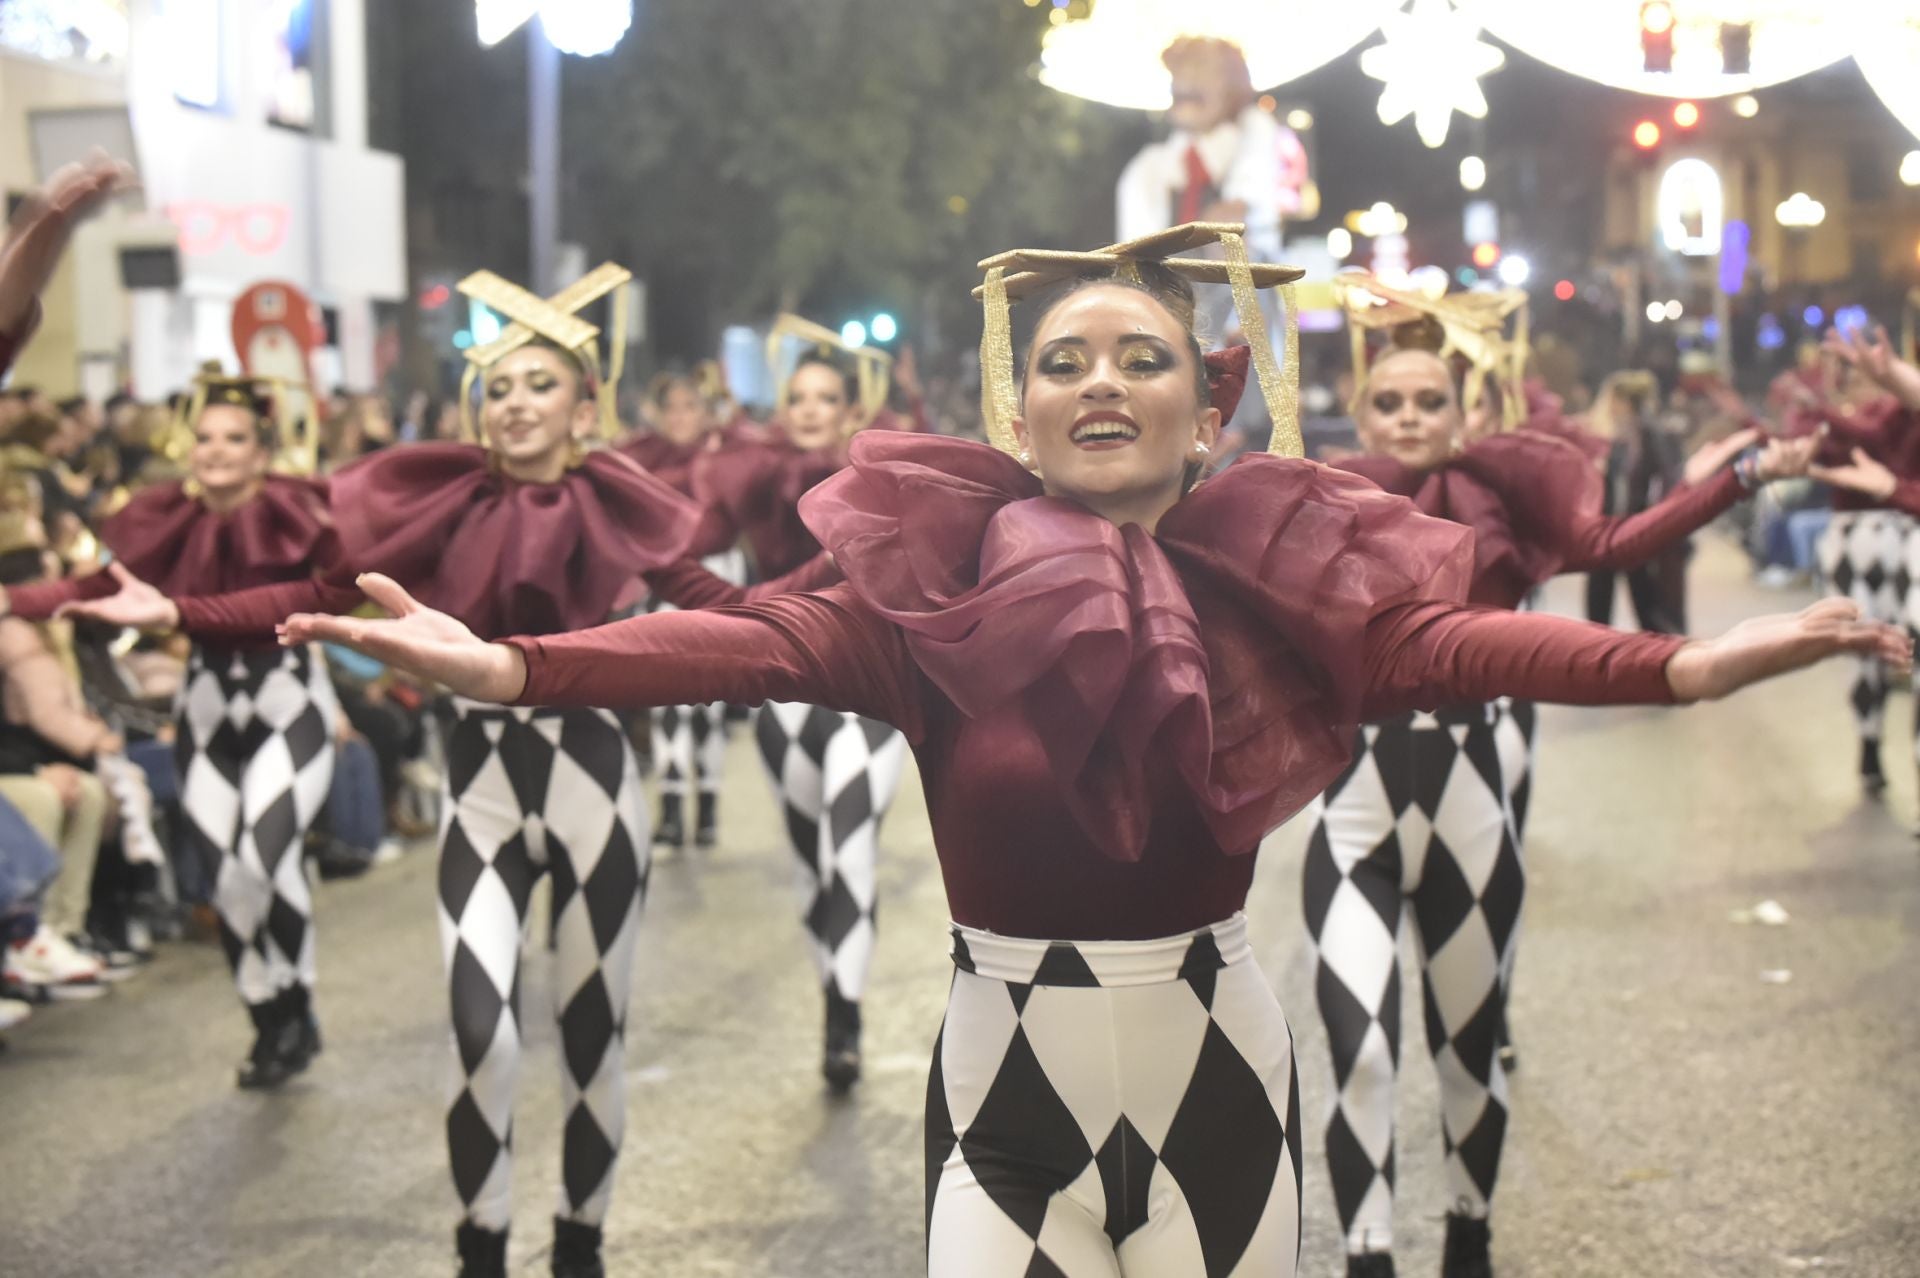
1363,597,1907,717
0,571,115,620
1825,325,1920,413
57,562,363,641
1560,434,1815,572
0,153,133,361
641,550,840,611
279,574,922,735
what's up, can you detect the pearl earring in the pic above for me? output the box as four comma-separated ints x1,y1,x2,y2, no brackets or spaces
1018,449,1033,466
1195,442,1211,456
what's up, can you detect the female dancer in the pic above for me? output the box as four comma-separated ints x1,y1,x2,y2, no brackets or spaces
620,373,743,849
1309,336,1813,1277
4,372,339,1088
695,332,910,1092
1795,325,1920,793
273,226,1896,1278
65,266,769,1278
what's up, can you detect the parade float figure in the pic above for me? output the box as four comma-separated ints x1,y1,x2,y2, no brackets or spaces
1116,35,1311,439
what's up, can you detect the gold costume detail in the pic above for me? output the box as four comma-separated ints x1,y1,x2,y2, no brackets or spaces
457,263,635,445
971,222,1307,460
1336,272,1529,427
763,314,895,423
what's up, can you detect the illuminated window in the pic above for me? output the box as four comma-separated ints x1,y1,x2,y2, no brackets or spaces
163,0,225,111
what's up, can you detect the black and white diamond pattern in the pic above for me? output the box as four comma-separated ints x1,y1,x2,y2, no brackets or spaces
647,549,744,806
1819,510,1920,765
755,702,906,1004
174,643,336,1009
437,700,648,1231
926,921,1301,1276
1303,708,1520,1256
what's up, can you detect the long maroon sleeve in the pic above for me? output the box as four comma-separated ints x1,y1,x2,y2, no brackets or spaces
506,583,922,736
173,576,365,641
0,302,41,378
1361,601,1685,719
1557,465,1743,572
6,571,114,620
641,550,840,611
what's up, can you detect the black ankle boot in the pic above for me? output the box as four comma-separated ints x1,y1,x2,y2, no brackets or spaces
236,998,295,1090
1441,1213,1492,1278
1862,739,1887,794
693,792,718,848
653,793,685,847
822,984,862,1093
1346,1253,1395,1278
550,1217,605,1278
282,985,322,1070
455,1222,508,1278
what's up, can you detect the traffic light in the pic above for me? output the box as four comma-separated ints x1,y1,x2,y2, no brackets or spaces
1641,1,1674,73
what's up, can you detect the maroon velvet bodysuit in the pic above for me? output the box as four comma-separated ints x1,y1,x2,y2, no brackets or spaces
504,433,1684,941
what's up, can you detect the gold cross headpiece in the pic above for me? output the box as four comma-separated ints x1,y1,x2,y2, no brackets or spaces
161,363,320,476
971,221,1307,457
456,263,634,444
764,314,895,424
1335,271,1531,429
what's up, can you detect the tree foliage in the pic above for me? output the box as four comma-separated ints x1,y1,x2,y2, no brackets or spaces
552,0,1141,356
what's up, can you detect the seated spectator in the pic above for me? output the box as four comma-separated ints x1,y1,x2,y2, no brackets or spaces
0,534,140,980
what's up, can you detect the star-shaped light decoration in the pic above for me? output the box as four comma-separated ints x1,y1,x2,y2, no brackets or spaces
1360,0,1507,148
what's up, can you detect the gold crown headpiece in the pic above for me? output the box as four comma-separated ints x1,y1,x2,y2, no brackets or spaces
456,263,633,445
1336,272,1530,429
161,363,320,476
764,314,894,423
971,221,1306,457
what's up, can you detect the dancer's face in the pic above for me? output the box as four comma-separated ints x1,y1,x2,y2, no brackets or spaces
481,347,595,471
656,382,711,447
190,403,269,498
784,363,853,452
1015,285,1219,532
1356,350,1462,471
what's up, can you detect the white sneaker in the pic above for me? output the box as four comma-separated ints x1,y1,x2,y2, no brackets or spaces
372,836,406,866
0,996,30,1031
6,927,107,992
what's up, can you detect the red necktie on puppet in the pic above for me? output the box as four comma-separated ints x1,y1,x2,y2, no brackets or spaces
1177,143,1212,225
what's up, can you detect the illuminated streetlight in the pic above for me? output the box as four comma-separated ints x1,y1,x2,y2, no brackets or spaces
1327,227,1354,260
1287,108,1315,131
1672,100,1700,129
1496,254,1531,287
1633,120,1662,150
1355,201,1409,237
1732,94,1760,118
1663,299,1684,321
1901,151,1920,188
1774,192,1826,229
1459,155,1487,192
1645,301,1666,323
870,313,898,343
840,320,868,348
